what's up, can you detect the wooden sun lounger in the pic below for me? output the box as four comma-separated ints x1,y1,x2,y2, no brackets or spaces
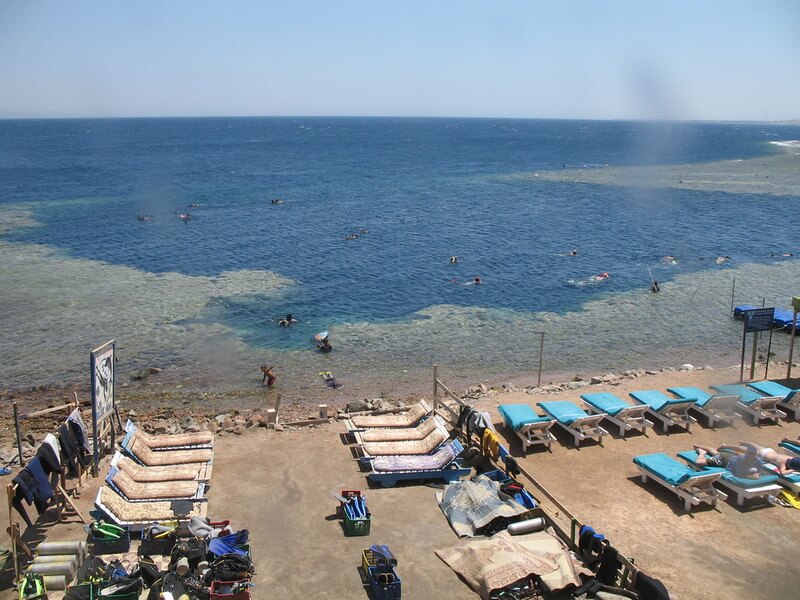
111,452,211,483
352,415,445,444
538,402,608,447
633,453,727,512
125,420,214,450
345,400,431,431
580,393,653,437
357,424,449,458
106,467,207,503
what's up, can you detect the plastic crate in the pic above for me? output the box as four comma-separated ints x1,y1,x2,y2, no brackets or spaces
368,565,401,600
138,530,176,556
361,548,376,572
344,512,371,537
89,525,131,555
66,583,139,600
210,580,252,600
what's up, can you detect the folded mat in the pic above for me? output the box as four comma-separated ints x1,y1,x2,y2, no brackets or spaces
109,467,203,500
436,529,583,599
97,487,204,523
361,428,447,456
116,455,203,482
130,438,212,466
537,402,588,425
130,427,213,448
580,393,631,416
497,405,550,432
358,416,438,442
630,390,690,412
351,402,427,428
372,441,458,472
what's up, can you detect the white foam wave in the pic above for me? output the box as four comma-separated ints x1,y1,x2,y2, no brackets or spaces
769,140,800,148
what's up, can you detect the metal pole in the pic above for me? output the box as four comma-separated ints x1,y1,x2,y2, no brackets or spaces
764,328,773,380
537,332,545,388
739,328,747,382
90,350,99,477
788,308,798,379
13,402,24,467
432,364,438,411
730,277,736,315
749,331,759,380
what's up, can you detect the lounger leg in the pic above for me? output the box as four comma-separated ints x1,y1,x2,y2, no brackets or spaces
684,497,692,512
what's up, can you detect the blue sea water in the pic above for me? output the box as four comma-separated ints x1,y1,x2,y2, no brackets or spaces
1,117,799,396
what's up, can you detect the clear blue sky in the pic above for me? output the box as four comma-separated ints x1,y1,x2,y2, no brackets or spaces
1,0,798,120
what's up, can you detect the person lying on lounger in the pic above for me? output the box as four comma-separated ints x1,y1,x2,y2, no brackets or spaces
693,444,764,479
738,441,800,475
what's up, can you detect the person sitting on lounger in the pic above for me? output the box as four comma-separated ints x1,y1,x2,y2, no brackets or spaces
738,441,800,475
693,444,765,479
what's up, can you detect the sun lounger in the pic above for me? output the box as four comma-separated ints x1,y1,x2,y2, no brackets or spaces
747,381,800,420
710,384,782,423
365,439,471,488
676,450,782,507
111,452,211,482
628,390,696,431
632,452,728,511
345,400,431,430
124,420,213,450
352,415,445,444
580,393,653,437
497,404,555,452
778,440,800,457
105,467,207,502
358,423,449,457
537,401,608,447
94,487,207,531
666,386,740,427
122,436,213,467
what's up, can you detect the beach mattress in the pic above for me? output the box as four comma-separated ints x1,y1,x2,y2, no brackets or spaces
497,405,550,432
711,384,764,405
779,441,800,455
580,393,631,416
633,453,704,486
630,390,689,412
372,440,459,473
538,401,588,425
748,380,793,398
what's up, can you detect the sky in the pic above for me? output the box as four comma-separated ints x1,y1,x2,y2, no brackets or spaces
0,1,798,121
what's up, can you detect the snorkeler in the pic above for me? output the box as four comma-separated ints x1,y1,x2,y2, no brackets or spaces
317,338,333,353
716,255,731,264
178,213,192,222
279,313,297,327
271,198,285,205
590,272,610,282
569,249,578,257
188,202,201,208
474,276,482,284
137,214,153,222
663,255,678,265
450,256,459,264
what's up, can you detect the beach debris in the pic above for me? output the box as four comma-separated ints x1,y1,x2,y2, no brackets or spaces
680,363,695,371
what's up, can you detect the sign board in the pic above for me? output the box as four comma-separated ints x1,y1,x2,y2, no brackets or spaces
793,296,800,311
742,308,774,333
90,340,115,475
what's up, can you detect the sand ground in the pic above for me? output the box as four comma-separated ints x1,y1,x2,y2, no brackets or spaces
1,366,799,599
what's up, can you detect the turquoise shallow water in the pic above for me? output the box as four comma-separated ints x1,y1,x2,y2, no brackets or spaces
0,118,798,399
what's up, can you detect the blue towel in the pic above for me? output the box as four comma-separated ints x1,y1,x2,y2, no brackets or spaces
208,537,248,557
630,390,687,412
711,384,764,405
633,453,701,486
498,404,550,432
667,386,710,403
538,401,587,425
581,393,630,416
747,380,792,398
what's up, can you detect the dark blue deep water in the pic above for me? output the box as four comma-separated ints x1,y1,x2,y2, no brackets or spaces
2,118,799,355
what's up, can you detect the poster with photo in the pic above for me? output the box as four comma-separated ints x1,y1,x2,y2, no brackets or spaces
91,340,115,422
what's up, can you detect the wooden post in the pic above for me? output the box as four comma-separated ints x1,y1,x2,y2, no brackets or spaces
537,332,545,388
764,328,773,380
7,483,18,582
432,364,438,412
273,394,282,426
13,402,24,467
318,404,328,419
730,277,736,315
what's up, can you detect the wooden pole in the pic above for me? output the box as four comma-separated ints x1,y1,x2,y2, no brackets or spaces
537,333,545,388
432,364,438,412
739,328,747,383
7,483,18,582
749,331,759,380
13,402,24,467
788,307,798,379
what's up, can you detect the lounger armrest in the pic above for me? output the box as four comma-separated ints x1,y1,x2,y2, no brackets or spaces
751,396,781,409
677,471,722,489
662,400,695,413
519,420,554,433
572,413,606,428
704,395,738,408
616,405,650,419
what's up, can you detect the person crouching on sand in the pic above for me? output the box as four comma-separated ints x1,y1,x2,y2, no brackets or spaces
261,365,276,387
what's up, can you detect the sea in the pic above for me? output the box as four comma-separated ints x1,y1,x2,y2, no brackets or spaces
1,117,799,402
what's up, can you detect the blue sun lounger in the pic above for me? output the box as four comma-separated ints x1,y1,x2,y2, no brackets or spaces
779,440,800,458
497,404,555,452
710,384,782,423
537,401,608,447
580,393,653,437
666,386,740,428
365,439,471,488
747,381,800,420
628,390,696,432
632,453,727,511
676,450,781,507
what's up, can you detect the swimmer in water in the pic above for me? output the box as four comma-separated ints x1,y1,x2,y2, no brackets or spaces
716,255,731,264
663,255,677,265
317,338,332,353
474,276,482,284
569,249,578,257
137,214,153,222
279,313,297,327
450,256,459,264
590,272,610,282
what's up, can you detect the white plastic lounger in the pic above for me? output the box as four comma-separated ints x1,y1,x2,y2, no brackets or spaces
747,381,800,421
710,384,782,424
537,401,607,447
497,404,556,452
633,453,727,512
628,390,696,432
345,400,431,431
580,393,653,437
676,450,782,507
778,440,800,458
665,386,739,428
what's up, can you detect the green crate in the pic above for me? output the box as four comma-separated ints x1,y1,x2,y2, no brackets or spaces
343,513,371,537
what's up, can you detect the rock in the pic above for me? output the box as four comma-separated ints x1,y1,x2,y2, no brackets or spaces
346,400,370,413
572,374,584,382
210,422,221,434
233,416,247,428
371,398,384,410
590,376,604,385
215,414,231,425
541,384,561,393
568,381,587,389
152,420,170,434
128,410,138,418
247,415,265,428
274,424,284,432
180,416,197,430
645,370,659,376
680,364,695,371
232,426,246,435
221,417,234,430
479,384,489,394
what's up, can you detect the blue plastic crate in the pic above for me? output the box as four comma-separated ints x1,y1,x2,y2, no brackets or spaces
368,565,401,600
